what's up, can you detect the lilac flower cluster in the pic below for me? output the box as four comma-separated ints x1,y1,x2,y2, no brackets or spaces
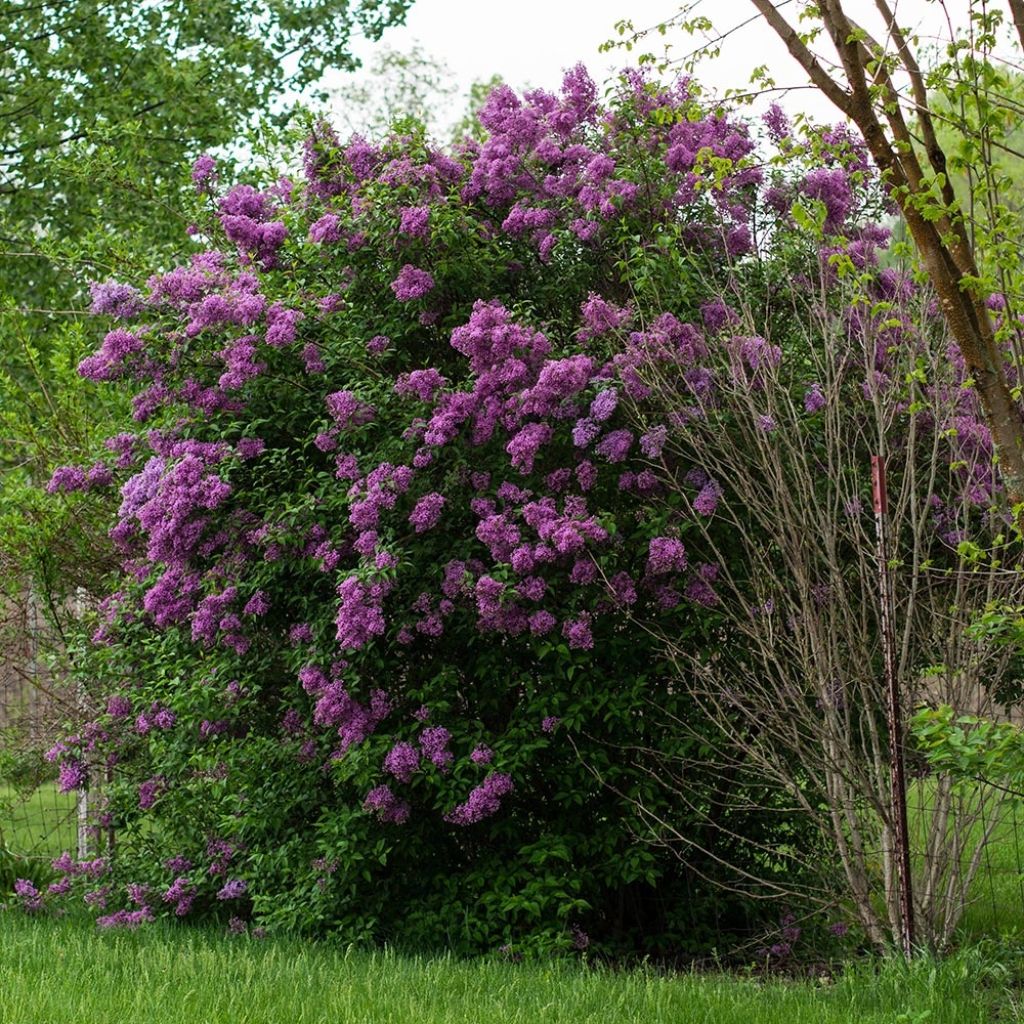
77,328,144,382
89,280,143,320
383,741,420,782
391,264,434,301
97,907,154,929
50,63,941,948
444,773,514,825
162,876,195,917
801,168,853,233
409,492,445,533
14,879,43,911
219,184,287,269
216,879,248,900
363,784,410,824
192,154,217,191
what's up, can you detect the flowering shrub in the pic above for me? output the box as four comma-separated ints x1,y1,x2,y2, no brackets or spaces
38,69,900,952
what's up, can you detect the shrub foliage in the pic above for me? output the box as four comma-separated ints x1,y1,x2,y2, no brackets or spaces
34,68,965,952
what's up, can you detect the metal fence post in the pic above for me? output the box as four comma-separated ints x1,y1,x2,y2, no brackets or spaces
871,454,914,956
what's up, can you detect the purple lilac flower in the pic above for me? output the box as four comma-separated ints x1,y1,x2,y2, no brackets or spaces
390,264,434,301
764,186,790,214
610,572,637,605
693,479,722,516
152,707,176,730
96,907,154,929
517,576,546,602
575,462,597,491
309,213,341,244
399,206,430,238
409,492,446,533
579,293,630,339
14,878,43,911
106,695,132,718
700,298,739,334
138,777,163,810
541,716,560,734
572,418,601,448
685,576,718,607
647,537,687,575
762,103,791,143
127,883,149,906
420,726,453,771
289,622,314,645
216,879,248,900
84,885,111,909
335,577,387,650
89,280,143,319
594,429,633,463
192,154,217,191
57,759,87,793
569,558,596,584
529,610,557,635
236,438,265,460
46,465,87,494
162,876,195,916
444,773,514,825
562,615,593,650
507,423,553,474
470,745,494,765
639,425,667,458
383,741,420,783
589,389,618,422
243,591,270,616
325,390,374,430
199,719,229,739
802,167,853,233
395,368,447,402
804,384,826,413
363,784,410,824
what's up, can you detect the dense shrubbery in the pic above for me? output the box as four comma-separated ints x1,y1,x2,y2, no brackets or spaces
29,66,959,953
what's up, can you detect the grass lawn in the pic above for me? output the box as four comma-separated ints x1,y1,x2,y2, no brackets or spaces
952,798,1024,941
0,913,1017,1024
0,784,77,859
903,779,1024,941
1,780,1022,1022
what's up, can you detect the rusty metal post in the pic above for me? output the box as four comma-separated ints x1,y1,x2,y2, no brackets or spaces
871,455,914,956
71,588,92,861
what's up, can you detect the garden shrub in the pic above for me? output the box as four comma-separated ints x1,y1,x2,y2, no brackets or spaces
34,67,895,953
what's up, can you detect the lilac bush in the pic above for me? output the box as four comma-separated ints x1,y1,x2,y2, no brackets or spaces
38,67,906,953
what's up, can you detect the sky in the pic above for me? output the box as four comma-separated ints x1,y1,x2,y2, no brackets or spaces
324,0,997,131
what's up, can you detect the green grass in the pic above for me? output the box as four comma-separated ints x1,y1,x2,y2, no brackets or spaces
905,779,1024,941
0,784,77,858
952,798,1024,941
0,913,1016,1024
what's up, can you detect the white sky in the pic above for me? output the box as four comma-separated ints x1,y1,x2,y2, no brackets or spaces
326,0,1006,131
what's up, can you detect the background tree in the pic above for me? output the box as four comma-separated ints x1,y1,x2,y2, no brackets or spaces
0,0,414,311
743,0,1024,509
329,44,458,138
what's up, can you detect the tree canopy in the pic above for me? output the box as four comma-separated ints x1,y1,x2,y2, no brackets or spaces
0,0,414,308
